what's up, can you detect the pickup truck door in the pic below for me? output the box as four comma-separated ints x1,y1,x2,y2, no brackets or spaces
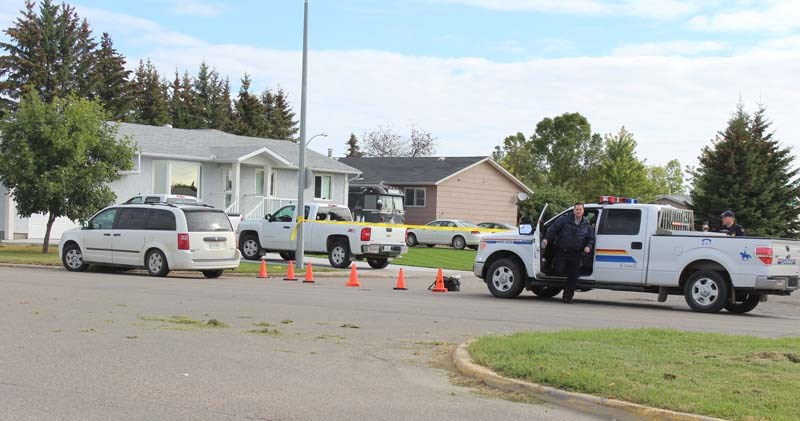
593,207,648,284
262,205,297,250
533,204,547,277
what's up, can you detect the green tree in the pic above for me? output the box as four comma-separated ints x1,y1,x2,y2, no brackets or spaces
492,132,543,187
169,70,200,128
0,0,100,112
232,74,268,137
267,88,298,140
0,93,134,252
345,133,362,157
591,126,653,200
130,59,169,126
91,32,132,121
663,159,684,194
691,104,800,237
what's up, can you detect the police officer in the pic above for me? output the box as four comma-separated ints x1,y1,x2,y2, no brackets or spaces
542,203,595,304
717,210,744,236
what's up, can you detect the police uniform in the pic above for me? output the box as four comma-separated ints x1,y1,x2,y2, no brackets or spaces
544,213,596,303
717,223,744,237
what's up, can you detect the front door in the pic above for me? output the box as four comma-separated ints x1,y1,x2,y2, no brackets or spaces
83,208,118,263
593,207,648,284
263,205,297,250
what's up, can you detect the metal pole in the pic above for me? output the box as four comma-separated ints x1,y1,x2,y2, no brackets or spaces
295,0,309,268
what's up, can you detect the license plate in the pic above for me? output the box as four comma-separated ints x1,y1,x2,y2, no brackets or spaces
207,242,224,250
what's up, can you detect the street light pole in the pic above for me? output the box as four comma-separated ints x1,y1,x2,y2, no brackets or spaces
295,0,310,268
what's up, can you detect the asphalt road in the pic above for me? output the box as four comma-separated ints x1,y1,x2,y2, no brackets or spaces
2,265,799,421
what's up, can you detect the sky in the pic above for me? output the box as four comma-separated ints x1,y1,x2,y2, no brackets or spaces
1,0,799,169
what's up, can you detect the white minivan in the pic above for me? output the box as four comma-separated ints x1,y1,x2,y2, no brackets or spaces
59,203,240,278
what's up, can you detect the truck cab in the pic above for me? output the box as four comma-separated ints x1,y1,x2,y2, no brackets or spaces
348,184,405,224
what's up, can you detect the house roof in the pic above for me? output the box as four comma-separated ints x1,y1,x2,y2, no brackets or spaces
115,122,359,174
338,156,533,193
654,194,693,206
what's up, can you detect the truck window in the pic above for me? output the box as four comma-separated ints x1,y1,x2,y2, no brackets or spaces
598,209,641,235
320,207,351,221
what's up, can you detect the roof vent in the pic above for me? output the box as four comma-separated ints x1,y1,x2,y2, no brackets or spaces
327,148,333,158
162,124,173,128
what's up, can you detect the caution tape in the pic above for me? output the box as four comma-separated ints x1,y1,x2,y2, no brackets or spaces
289,216,305,241
289,218,513,233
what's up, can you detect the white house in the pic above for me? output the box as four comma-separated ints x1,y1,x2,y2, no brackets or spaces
0,122,360,240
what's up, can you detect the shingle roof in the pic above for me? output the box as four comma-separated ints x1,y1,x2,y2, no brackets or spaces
338,156,488,184
115,122,358,173
654,194,693,206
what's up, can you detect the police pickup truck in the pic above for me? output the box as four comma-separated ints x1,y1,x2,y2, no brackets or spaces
474,197,800,313
237,203,407,269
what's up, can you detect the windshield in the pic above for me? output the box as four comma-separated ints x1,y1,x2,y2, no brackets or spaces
459,221,479,228
183,210,232,232
363,194,404,212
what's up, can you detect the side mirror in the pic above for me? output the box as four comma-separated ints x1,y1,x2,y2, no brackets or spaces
519,224,533,235
81,221,90,230
265,214,274,222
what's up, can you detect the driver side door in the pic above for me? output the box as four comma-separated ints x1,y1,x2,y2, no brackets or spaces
82,208,118,263
262,205,296,250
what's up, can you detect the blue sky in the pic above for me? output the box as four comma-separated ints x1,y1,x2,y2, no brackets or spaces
1,0,799,169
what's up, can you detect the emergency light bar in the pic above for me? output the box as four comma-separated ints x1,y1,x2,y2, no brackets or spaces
599,196,639,204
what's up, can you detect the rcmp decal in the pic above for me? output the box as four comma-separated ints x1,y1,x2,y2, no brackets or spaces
777,255,797,265
701,238,711,246
740,247,752,261
595,249,636,264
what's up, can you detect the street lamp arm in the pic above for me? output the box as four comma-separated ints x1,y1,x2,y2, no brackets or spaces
306,132,328,146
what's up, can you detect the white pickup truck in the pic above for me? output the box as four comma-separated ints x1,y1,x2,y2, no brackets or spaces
474,201,800,313
237,203,407,269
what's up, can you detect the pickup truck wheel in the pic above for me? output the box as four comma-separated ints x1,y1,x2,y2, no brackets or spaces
684,271,730,313
531,285,562,298
724,294,761,314
239,234,262,261
367,257,390,269
406,233,418,247
486,258,525,298
328,241,352,269
279,251,295,261
452,236,466,250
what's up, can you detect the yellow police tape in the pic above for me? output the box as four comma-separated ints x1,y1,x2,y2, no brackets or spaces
288,216,512,240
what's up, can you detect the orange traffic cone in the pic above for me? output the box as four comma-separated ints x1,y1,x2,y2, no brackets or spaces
345,263,361,287
431,268,447,293
258,257,268,279
303,262,315,283
284,260,298,281
393,268,407,290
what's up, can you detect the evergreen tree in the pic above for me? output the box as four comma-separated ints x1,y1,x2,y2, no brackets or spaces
268,88,298,141
211,77,233,131
232,74,268,137
130,59,169,126
91,32,132,121
0,0,99,112
691,104,800,237
345,133,362,157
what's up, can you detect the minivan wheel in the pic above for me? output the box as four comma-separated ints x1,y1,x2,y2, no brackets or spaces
145,249,170,277
62,243,88,272
202,269,224,279
240,234,262,260
328,241,352,269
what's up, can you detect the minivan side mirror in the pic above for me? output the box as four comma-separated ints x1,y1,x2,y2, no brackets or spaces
519,224,533,235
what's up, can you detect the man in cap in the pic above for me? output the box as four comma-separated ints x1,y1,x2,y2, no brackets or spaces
717,210,744,236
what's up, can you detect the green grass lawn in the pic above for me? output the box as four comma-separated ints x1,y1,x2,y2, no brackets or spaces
469,328,800,421
391,246,476,271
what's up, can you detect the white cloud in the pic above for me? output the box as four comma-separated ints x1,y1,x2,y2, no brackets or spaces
164,0,224,17
427,0,697,18
612,40,728,56
689,0,800,32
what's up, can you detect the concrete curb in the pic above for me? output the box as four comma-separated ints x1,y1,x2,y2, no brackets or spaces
453,342,725,421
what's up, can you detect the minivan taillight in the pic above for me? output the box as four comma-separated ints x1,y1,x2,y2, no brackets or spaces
178,233,190,250
361,227,372,241
755,246,773,264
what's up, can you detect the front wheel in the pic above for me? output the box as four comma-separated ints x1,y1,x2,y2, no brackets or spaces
145,249,170,277
367,257,389,269
725,294,761,314
452,236,466,250
279,251,295,261
531,285,562,298
239,234,262,261
684,271,730,313
328,241,352,269
62,243,88,272
202,269,224,279
486,258,525,298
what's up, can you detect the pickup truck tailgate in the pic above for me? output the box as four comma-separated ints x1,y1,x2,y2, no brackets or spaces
367,226,407,245
767,240,800,284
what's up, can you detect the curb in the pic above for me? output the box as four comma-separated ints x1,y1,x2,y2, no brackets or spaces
452,342,725,421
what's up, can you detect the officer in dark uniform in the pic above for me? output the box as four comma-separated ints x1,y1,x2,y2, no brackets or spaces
542,203,595,303
717,210,744,236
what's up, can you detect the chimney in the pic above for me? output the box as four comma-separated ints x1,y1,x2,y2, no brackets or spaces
327,148,333,158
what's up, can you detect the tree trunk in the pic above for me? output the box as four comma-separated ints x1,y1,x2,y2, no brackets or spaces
42,212,57,254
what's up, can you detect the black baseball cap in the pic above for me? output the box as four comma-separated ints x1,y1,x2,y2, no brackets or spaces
720,210,735,217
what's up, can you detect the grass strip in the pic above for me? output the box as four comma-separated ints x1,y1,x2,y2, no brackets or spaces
391,246,476,271
469,328,800,421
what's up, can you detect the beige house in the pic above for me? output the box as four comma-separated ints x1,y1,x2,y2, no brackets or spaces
338,156,532,225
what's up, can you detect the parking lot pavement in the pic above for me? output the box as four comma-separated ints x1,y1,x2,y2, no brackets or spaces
3,265,800,420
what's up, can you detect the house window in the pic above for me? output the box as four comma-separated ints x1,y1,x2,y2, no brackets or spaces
153,160,202,198
314,175,332,200
405,188,426,207
269,171,276,196
255,169,265,196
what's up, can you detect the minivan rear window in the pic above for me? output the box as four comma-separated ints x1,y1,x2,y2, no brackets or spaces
183,210,232,232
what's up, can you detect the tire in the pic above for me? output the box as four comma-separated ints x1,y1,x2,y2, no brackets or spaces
452,236,466,250
426,244,435,248
406,233,418,247
239,234,262,261
367,257,390,269
202,270,224,279
725,294,761,314
684,271,730,313
531,285,562,298
328,241,352,269
62,243,88,272
486,258,525,298
145,249,170,277
279,251,295,261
